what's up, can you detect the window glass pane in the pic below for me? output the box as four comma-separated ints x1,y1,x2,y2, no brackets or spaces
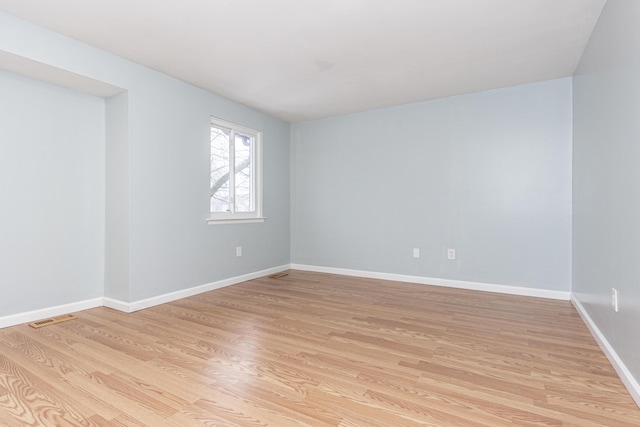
234,133,254,212
210,126,230,212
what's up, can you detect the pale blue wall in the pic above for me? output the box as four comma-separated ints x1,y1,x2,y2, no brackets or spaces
0,70,105,315
292,78,573,291
105,92,130,302
0,11,290,311
573,0,640,387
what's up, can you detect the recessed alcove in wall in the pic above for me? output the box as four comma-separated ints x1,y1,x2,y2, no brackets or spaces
0,52,130,315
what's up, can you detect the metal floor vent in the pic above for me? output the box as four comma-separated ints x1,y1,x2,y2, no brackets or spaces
29,314,77,329
269,272,289,279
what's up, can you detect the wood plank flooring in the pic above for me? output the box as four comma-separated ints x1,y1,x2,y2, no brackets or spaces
1,270,639,426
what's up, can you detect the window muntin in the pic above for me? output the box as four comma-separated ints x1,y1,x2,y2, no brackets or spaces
209,117,262,222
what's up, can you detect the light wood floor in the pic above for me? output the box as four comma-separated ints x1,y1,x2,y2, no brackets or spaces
1,270,639,426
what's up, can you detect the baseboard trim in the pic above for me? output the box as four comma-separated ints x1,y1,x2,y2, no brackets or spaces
290,264,571,300
1,265,290,327
102,297,131,313
0,298,103,329
571,295,640,408
104,264,290,313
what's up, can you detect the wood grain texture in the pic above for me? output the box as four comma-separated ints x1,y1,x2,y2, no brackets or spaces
1,270,639,426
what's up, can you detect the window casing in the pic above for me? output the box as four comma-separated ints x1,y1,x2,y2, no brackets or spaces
208,117,263,223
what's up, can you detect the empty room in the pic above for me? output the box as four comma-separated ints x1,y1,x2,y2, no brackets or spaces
1,0,639,425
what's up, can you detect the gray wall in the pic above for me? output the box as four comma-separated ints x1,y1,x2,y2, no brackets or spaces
573,0,640,387
0,11,290,312
0,70,105,315
105,91,130,302
292,78,573,291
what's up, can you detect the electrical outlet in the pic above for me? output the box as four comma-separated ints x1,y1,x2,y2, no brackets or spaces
236,246,242,257
413,248,420,258
447,248,456,260
612,288,619,312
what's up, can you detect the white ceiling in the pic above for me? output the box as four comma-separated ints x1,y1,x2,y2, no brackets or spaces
0,0,606,122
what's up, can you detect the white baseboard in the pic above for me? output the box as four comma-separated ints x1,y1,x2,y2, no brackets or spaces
571,296,640,408
102,297,131,313
0,265,290,327
104,264,290,313
0,297,103,329
290,264,570,300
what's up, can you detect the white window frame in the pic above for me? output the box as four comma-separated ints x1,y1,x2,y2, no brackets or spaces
208,117,264,224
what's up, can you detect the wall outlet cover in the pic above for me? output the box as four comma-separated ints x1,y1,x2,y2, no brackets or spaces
447,249,456,260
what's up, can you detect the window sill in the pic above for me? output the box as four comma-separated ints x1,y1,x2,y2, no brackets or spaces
207,217,266,225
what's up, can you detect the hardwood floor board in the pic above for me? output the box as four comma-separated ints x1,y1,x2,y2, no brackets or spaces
375,374,565,427
228,380,341,426
432,346,535,378
0,329,98,379
329,330,437,358
246,351,374,400
543,351,619,377
402,359,549,401
433,340,607,383
109,369,192,408
430,341,546,378
363,387,542,427
144,357,240,401
170,352,320,405
535,368,634,397
246,322,332,350
108,415,159,427
175,295,271,319
522,334,603,357
355,365,553,426
183,388,333,427
0,354,101,427
12,323,214,420
51,336,147,379
168,405,250,427
309,388,463,427
320,336,434,380
424,373,614,427
351,315,450,339
416,357,639,426
85,414,149,427
252,320,343,349
297,349,419,388
56,371,175,426
19,354,178,425
137,307,245,343
249,358,322,396
176,299,278,327
414,375,575,425
449,303,569,325
484,344,586,372
155,352,257,391
55,372,141,421
535,396,640,427
39,319,148,373
80,309,224,363
544,383,640,415
56,319,164,362
81,311,222,362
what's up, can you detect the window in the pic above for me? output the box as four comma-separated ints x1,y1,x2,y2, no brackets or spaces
208,117,263,223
